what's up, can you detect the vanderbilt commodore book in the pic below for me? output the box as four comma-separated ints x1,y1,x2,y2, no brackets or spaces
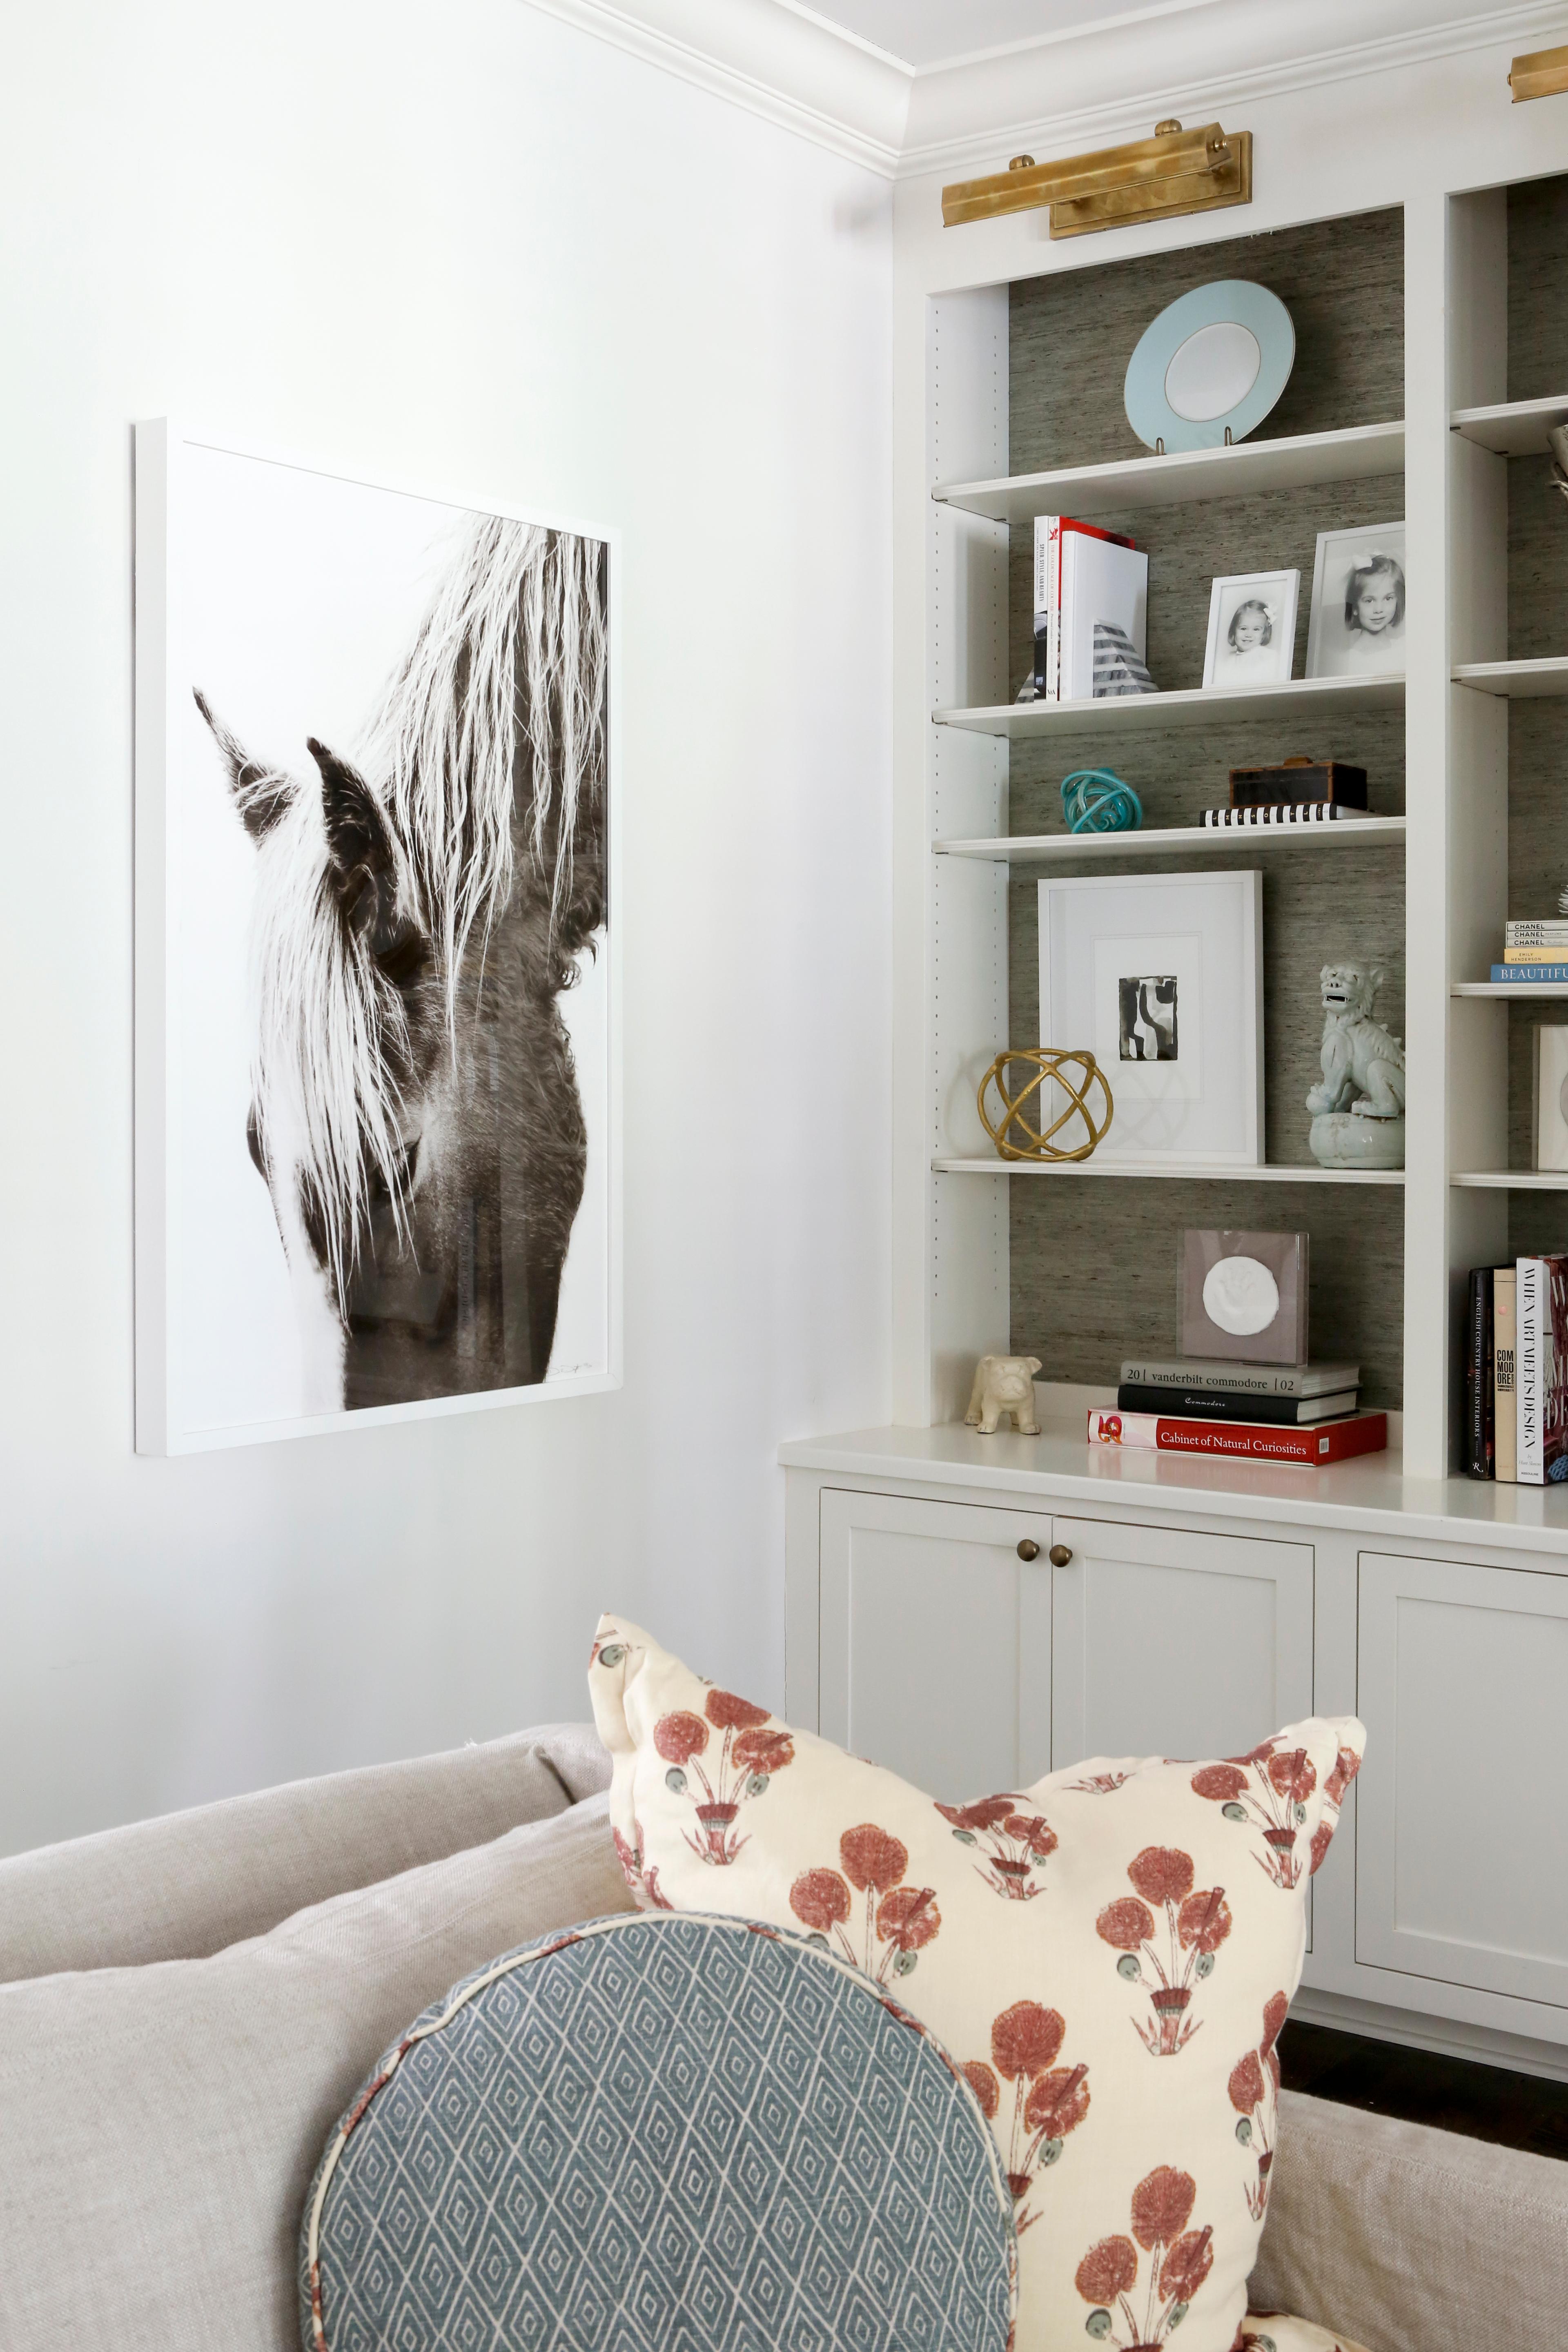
1089,1408,1388,1465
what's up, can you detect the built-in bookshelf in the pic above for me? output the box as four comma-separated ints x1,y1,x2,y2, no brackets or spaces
1449,173,1568,1267
913,171,1568,1474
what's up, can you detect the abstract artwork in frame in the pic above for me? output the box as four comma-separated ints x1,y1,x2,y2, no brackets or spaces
134,424,621,1452
1037,869,1263,1165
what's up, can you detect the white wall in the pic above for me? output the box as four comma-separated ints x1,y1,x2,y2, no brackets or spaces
0,0,893,1854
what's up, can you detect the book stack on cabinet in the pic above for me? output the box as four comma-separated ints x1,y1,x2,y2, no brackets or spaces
1464,1261,1568,1484
1088,1356,1388,1467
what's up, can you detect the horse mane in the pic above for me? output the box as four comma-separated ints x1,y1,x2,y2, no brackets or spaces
362,514,608,1029
244,513,607,1308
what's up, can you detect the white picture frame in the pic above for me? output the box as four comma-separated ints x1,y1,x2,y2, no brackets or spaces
1038,869,1264,1165
134,421,623,1453
1202,568,1299,689
1535,1026,1568,1173
1305,519,1407,678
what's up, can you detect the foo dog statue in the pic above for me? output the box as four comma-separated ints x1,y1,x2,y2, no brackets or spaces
964,1354,1043,1436
1306,961,1405,1169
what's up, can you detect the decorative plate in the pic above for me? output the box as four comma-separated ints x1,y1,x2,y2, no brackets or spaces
1124,281,1295,453
301,1910,1017,2352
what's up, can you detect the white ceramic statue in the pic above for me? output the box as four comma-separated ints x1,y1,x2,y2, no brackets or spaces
964,1354,1044,1436
1306,960,1406,1169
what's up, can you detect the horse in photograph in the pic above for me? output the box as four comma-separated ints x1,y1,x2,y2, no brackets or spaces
196,517,608,1412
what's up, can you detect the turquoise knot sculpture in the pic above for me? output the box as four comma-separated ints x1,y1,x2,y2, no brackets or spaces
1060,768,1142,835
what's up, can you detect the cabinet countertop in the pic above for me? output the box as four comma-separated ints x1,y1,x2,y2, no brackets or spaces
777,1424,1568,1564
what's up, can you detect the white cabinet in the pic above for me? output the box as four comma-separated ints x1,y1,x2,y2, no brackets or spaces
817,1490,1312,1800
819,1489,1053,1795
1356,1551,1568,2010
1051,1515,1314,1768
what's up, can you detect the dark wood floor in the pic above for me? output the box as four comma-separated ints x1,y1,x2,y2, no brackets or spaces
1279,2021,1568,2163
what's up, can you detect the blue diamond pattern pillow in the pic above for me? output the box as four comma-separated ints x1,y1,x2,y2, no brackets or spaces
301,1909,1017,2352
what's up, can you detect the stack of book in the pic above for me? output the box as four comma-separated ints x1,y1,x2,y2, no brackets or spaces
1087,1358,1388,1466
1200,804,1376,829
1463,1260,1568,1483
1489,919,1568,987
1033,517,1153,702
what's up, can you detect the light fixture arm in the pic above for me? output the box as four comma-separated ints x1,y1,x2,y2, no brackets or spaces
942,119,1252,240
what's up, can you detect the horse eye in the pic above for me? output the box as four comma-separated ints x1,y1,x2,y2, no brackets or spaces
376,923,428,988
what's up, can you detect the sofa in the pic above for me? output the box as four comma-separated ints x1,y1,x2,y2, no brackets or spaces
0,1725,1562,2352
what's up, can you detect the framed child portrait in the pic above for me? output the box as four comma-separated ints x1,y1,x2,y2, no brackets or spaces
1202,569,1299,689
1305,521,1407,677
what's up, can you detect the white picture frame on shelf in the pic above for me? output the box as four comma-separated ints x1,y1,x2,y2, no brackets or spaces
1305,519,1406,677
1202,569,1299,689
1038,869,1264,1165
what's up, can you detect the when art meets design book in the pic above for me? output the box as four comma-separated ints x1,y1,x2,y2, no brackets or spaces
1089,1408,1388,1466
1121,1358,1359,1399
1515,1254,1568,1484
1116,1383,1357,1426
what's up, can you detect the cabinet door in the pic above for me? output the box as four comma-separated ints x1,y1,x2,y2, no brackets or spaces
820,1490,1052,1797
1356,1552,1568,2009
1050,1516,1314,1767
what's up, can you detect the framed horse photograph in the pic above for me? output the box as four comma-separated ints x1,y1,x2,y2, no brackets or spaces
134,423,621,1452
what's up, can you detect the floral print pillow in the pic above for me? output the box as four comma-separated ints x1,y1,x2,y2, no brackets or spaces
590,1616,1364,2352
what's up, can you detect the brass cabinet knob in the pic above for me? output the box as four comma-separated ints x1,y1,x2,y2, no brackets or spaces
1048,1544,1073,1567
1017,1539,1040,1561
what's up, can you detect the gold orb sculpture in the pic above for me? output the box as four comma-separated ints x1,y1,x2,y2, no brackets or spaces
978,1047,1114,1163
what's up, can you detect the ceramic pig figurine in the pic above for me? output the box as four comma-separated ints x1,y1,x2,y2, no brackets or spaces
964,1354,1044,1436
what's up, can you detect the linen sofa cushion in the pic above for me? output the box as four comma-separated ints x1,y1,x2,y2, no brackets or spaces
589,1615,1364,2352
303,1909,1018,2352
1254,2087,1568,2352
0,1791,633,2352
0,1720,608,1982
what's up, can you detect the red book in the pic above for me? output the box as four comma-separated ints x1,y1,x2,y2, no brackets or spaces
1087,1408,1388,1466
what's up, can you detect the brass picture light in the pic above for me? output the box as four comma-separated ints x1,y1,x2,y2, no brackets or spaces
942,119,1252,239
1510,42,1568,101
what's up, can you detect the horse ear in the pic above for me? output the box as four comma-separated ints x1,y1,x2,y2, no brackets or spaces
307,738,397,938
195,689,292,841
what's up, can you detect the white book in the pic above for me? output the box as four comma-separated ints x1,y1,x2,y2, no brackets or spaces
1494,1267,1517,1485
1517,1256,1543,1483
1032,515,1059,697
1060,532,1149,701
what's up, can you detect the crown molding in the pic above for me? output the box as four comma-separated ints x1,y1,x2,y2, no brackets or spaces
899,0,1568,176
518,0,1568,182
518,0,911,174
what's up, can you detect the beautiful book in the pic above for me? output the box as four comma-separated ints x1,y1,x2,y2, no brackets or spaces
1488,964,1568,984
1465,1267,1493,1479
1120,1358,1359,1399
1116,1383,1357,1426
1032,516,1136,698
1059,530,1149,702
1088,1408,1388,1466
1201,805,1374,827
1494,1265,1518,1486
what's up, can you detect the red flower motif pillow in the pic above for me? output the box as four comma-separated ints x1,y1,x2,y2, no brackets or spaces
590,1616,1364,2352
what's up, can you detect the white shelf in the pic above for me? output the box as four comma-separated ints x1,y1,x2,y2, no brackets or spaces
1452,657,1568,697
933,672,1404,739
1451,1170,1568,1188
1453,982,1568,997
935,817,1407,861
933,1156,1405,1185
931,421,1405,525
1450,394,1568,456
